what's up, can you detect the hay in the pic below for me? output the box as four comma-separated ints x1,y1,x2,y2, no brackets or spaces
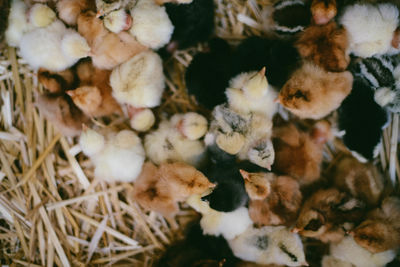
0,0,399,266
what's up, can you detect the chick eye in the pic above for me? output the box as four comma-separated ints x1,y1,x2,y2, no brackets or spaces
304,219,322,231
292,90,308,100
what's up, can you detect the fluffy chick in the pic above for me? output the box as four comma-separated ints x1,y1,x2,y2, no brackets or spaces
129,0,174,49
127,106,155,132
332,156,384,206
242,170,302,226
171,112,208,141
187,194,253,240
80,128,145,182
185,38,233,109
351,197,400,253
226,68,278,118
328,236,396,267
278,62,353,119
133,161,214,218
294,188,365,243
311,0,337,25
20,20,90,71
338,77,388,161
272,121,331,184
164,0,214,50
77,10,147,70
36,93,89,136
228,225,307,267
295,22,349,72
38,68,77,93
144,114,206,168
110,50,164,108
339,3,400,58
103,9,132,33
57,0,95,26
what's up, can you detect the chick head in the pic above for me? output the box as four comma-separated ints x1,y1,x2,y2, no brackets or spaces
67,86,102,114
61,32,91,60
113,130,142,150
29,4,56,28
176,112,208,140
129,108,155,132
216,132,246,155
240,169,273,200
351,220,393,253
242,67,268,99
79,126,105,157
294,209,326,237
247,138,275,170
271,227,307,267
311,0,337,25
103,9,133,33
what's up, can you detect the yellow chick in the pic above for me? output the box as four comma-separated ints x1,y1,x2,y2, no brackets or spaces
128,107,155,132
103,9,133,33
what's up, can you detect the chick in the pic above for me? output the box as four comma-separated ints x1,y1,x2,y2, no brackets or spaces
350,197,400,253
133,161,214,218
110,50,164,108
187,194,253,240
77,10,147,70
311,0,337,25
20,20,90,71
185,38,233,109
328,236,396,267
164,0,214,50
57,0,95,26
103,9,132,33
261,0,311,38
80,128,145,183
129,0,174,49
295,22,350,72
338,77,388,161
127,106,155,132
232,37,301,88
278,62,353,119
339,3,400,58
226,68,278,118
272,121,331,184
95,0,133,18
228,225,307,267
242,170,302,226
144,113,207,168
36,93,89,136
171,112,208,141
294,188,365,243
38,68,77,93
332,156,384,206
321,255,354,267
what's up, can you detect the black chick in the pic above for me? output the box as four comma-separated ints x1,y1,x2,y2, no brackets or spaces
156,223,238,267
231,37,301,88
338,77,389,161
201,161,266,212
185,38,233,109
165,0,214,51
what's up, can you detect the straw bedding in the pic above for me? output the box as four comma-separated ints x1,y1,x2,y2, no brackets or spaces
0,0,399,266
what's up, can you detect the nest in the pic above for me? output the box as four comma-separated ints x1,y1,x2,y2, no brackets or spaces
0,0,399,266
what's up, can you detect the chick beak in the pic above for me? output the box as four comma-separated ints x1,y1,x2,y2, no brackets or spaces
258,66,266,77
291,227,301,233
65,90,75,97
239,169,250,181
302,262,309,266
82,123,89,131
274,97,280,104
347,230,354,236
124,14,133,31
96,10,103,18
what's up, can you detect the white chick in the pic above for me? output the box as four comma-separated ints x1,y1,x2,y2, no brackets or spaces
226,67,278,119
103,9,133,33
339,3,400,58
329,236,396,267
110,50,165,108
144,114,206,167
128,107,156,132
19,20,90,71
170,112,208,140
187,194,252,240
57,0,94,26
228,225,307,267
80,128,145,183
6,1,55,47
129,0,174,49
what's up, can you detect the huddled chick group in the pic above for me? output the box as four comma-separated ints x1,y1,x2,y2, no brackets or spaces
1,0,400,266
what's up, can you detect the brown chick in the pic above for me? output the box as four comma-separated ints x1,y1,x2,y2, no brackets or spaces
272,121,331,184
133,162,180,218
351,197,400,253
311,0,337,25
77,10,147,70
241,170,302,226
295,22,349,72
57,0,96,26
278,62,353,119
36,93,89,136
38,67,77,93
66,65,121,117
332,156,385,206
294,188,365,243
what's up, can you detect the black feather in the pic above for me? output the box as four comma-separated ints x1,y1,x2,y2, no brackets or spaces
338,77,388,160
